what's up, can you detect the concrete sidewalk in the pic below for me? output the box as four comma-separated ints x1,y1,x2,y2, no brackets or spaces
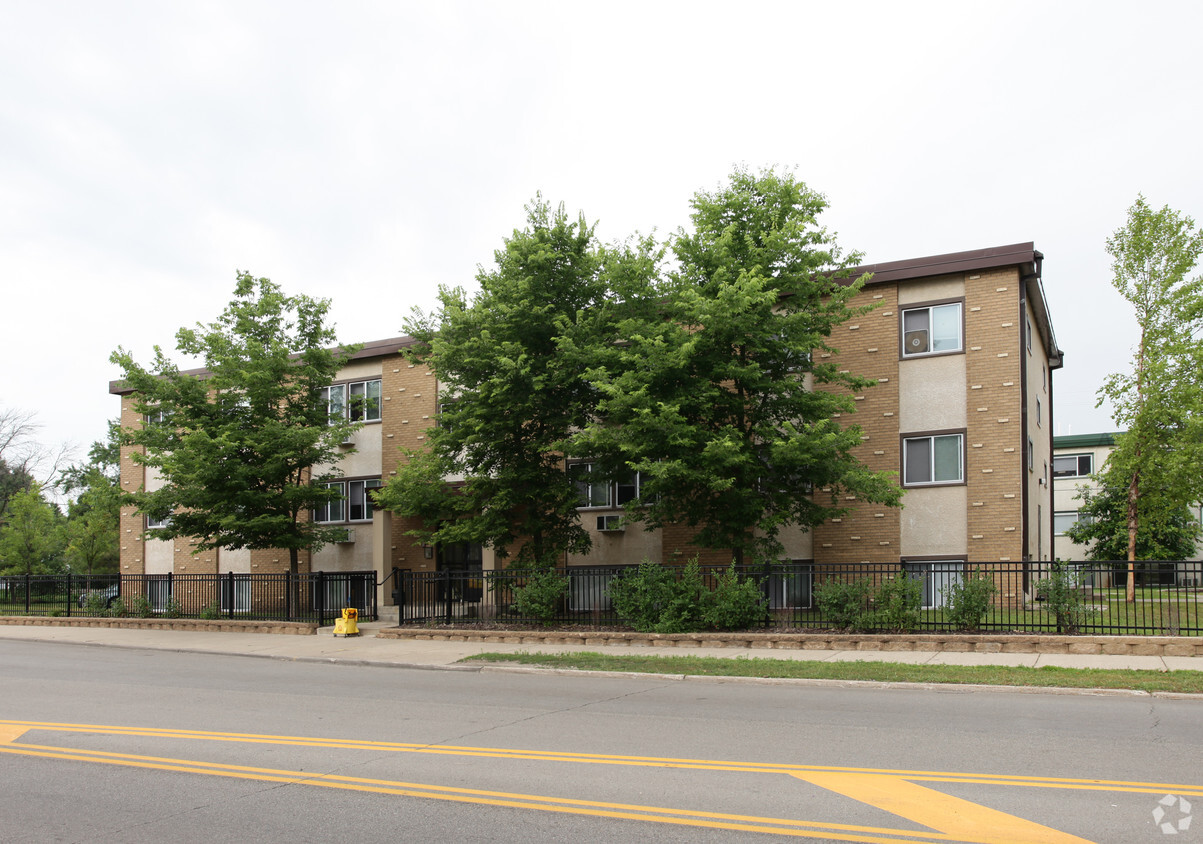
2,620,1202,674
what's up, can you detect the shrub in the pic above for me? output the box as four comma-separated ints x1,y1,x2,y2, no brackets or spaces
867,575,922,632
609,560,679,632
200,600,221,620
83,592,109,616
1035,562,1095,634
653,560,707,633
704,564,767,631
609,559,709,633
107,598,130,618
164,598,183,619
814,577,873,631
130,596,154,618
944,567,997,631
512,568,569,626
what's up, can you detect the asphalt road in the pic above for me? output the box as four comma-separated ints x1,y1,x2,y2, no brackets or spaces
1,640,1200,843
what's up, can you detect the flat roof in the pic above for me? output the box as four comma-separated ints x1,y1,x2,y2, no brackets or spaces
1053,432,1121,449
109,335,417,395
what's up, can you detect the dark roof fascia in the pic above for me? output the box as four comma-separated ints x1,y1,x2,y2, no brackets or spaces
847,242,1041,285
109,335,418,395
1053,432,1121,449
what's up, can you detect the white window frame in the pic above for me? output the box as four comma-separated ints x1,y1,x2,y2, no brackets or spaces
220,576,251,614
904,561,964,609
322,379,382,424
315,479,381,524
901,301,963,358
1054,511,1084,536
574,463,645,509
147,577,172,612
1052,454,1093,479
146,512,172,530
902,433,964,487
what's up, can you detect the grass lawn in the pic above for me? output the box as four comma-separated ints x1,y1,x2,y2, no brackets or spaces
462,651,1203,694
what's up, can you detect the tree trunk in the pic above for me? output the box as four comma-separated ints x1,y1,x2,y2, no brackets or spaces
1126,465,1138,603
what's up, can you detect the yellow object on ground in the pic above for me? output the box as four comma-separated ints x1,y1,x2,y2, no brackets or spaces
333,607,359,637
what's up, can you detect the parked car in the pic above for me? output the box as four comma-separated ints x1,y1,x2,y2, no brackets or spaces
78,584,120,608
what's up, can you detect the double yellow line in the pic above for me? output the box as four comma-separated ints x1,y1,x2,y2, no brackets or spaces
2,720,1196,843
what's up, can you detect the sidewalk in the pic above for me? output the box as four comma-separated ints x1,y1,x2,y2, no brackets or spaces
2,620,1202,674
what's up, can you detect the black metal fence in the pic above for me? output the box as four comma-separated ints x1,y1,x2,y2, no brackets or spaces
0,571,378,626
395,560,1203,635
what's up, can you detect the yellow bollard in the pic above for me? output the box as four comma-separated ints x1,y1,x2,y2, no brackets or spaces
333,607,360,637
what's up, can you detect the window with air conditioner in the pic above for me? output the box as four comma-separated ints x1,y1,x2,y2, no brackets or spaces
901,302,962,358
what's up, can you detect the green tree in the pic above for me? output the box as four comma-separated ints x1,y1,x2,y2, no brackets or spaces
376,200,635,568
1065,461,1200,562
59,423,123,583
110,273,360,574
0,484,64,576
1098,196,1203,600
575,168,902,562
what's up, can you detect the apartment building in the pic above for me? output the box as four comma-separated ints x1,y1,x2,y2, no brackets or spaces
111,242,1062,606
1053,432,1203,584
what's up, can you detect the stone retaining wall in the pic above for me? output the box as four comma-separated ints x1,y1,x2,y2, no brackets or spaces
377,627,1203,657
0,617,318,635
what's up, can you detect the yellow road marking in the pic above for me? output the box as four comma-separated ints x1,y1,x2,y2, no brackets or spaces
0,742,953,843
5,720,1199,843
0,724,28,743
794,772,1093,844
2,720,1198,797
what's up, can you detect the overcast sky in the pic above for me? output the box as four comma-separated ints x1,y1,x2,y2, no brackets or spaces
3,0,1200,472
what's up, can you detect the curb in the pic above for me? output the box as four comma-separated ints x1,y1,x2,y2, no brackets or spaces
377,627,1203,658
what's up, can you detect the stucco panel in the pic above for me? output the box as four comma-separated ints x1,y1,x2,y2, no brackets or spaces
898,353,967,432
900,485,968,556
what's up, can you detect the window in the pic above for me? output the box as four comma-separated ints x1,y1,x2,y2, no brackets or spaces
1054,511,1087,536
220,576,250,613
1036,397,1041,427
1026,316,1033,352
145,408,169,426
348,479,382,521
904,561,964,609
574,463,645,508
1028,437,1035,471
322,379,381,424
147,577,172,612
146,512,172,530
314,479,381,523
902,433,963,486
1052,454,1093,478
901,302,962,357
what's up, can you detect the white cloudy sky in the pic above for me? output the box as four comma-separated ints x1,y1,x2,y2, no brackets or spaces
2,0,1200,469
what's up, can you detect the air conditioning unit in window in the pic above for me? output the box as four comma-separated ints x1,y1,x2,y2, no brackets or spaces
596,515,624,532
904,330,929,354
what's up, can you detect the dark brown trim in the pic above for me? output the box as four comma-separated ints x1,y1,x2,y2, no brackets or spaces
1019,283,1030,561
848,242,1038,285
109,336,417,395
898,297,966,360
899,428,968,489
899,554,968,564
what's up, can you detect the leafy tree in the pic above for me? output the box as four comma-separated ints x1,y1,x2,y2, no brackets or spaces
1098,196,1203,600
110,273,360,574
59,422,123,583
0,484,64,576
575,168,902,563
376,200,646,568
1065,461,1200,562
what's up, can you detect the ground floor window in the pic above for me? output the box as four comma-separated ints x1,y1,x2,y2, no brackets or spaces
147,577,172,612
220,576,250,613
903,560,964,609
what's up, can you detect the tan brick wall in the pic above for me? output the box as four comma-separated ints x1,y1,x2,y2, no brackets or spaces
381,354,441,572
659,523,736,566
963,268,1026,562
117,395,146,576
812,283,902,564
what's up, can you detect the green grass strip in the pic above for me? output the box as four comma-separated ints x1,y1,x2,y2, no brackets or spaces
462,651,1203,694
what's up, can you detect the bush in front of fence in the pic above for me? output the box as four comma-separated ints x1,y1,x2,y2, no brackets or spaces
512,568,570,626
608,560,767,633
1035,562,1097,634
814,575,925,633
943,567,997,631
